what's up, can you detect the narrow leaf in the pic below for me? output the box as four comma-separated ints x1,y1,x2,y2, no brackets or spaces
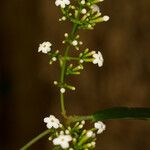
93,107,150,121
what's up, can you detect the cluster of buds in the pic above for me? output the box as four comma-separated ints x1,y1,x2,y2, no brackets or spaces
37,0,109,93
38,39,103,94
44,115,106,149
56,0,109,30
63,33,83,50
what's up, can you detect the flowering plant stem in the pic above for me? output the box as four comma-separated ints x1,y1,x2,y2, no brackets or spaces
60,23,78,117
20,129,50,150
20,107,150,149
20,1,150,149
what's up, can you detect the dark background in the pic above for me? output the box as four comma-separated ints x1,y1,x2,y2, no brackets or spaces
0,0,150,150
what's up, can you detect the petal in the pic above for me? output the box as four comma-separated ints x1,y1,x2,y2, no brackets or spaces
46,123,52,129
93,54,98,58
93,59,98,64
61,142,69,149
64,135,72,142
52,123,59,129
98,61,103,67
53,138,61,145
65,0,70,5
61,3,65,8
43,117,49,123
55,0,60,6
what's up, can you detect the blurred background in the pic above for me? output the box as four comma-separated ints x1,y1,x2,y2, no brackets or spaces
0,0,150,150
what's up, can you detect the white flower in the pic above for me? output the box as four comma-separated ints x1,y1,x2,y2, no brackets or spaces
60,88,66,93
93,51,104,67
72,40,78,46
81,8,87,14
80,59,84,63
38,42,52,54
91,4,100,13
94,121,106,134
53,135,72,149
81,0,85,5
44,115,60,129
86,131,94,137
103,15,110,21
64,33,68,37
52,57,57,61
55,0,70,8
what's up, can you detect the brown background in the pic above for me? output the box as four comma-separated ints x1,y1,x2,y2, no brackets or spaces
0,0,150,150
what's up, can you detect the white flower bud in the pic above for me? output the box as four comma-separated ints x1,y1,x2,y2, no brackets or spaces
62,16,66,21
81,120,85,125
60,88,66,93
72,40,78,46
64,33,68,37
54,81,58,85
52,57,57,61
81,0,85,5
81,8,87,14
80,59,84,63
103,15,110,21
86,131,94,137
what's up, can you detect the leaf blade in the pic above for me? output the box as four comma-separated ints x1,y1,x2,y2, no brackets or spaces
93,107,150,121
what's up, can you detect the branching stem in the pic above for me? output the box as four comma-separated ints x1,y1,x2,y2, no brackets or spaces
60,23,78,117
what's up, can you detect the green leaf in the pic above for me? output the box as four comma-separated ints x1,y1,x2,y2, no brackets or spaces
93,107,150,121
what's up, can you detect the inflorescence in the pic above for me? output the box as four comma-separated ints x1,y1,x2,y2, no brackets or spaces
38,0,109,149
44,115,106,149
38,0,109,94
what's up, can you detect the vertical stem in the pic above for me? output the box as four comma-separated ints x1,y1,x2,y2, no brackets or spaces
60,24,78,117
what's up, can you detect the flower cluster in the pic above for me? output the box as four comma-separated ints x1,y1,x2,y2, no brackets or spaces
44,115,106,149
38,40,104,93
56,0,109,29
37,0,109,94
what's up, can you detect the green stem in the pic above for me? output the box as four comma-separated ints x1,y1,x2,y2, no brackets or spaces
20,129,50,150
60,24,78,117
67,115,94,124
66,57,79,61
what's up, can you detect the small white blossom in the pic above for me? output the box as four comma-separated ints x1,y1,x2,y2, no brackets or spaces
80,59,84,63
44,115,60,129
86,131,94,137
88,24,92,28
91,141,96,146
60,131,64,135
72,40,78,46
81,120,85,125
87,143,92,147
103,15,110,21
52,57,57,61
79,124,83,129
79,41,83,45
69,13,72,16
93,51,104,67
48,137,52,141
55,0,70,8
81,0,85,5
54,81,58,85
81,8,87,14
65,129,70,134
64,33,68,37
91,4,100,13
38,42,52,54
94,121,106,134
53,135,72,149
60,88,66,93
59,16,66,21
